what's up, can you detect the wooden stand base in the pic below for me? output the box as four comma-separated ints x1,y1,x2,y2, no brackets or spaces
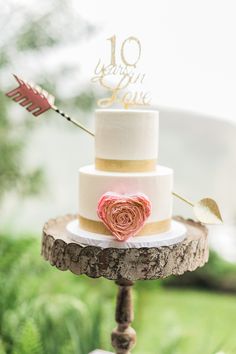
89,280,135,354
42,215,209,354
111,279,136,354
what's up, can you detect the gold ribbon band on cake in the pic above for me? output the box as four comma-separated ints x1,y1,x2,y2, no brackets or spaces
78,215,171,236
95,158,157,172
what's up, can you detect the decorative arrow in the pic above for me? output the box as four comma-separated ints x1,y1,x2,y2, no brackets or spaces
6,74,94,136
6,74,223,225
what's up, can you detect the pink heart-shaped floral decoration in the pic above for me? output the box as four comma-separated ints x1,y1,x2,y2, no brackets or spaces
97,192,152,241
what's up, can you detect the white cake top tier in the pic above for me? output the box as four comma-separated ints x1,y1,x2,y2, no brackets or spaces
95,109,159,163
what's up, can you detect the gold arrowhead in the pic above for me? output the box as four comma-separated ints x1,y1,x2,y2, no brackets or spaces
193,198,223,224
172,192,223,225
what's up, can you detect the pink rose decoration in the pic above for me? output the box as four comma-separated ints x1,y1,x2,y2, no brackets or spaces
97,192,152,241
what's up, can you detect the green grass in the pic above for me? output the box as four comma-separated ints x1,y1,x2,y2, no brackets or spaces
1,234,236,354
134,288,236,354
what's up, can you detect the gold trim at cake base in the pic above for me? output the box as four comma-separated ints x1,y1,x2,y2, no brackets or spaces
78,215,171,236
95,158,157,172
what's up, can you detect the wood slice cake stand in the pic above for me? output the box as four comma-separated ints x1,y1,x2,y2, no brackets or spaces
41,214,208,354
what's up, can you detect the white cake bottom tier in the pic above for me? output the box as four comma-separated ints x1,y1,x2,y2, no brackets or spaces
79,164,173,236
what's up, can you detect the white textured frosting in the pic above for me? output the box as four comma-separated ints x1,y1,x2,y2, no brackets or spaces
95,109,159,160
79,164,173,223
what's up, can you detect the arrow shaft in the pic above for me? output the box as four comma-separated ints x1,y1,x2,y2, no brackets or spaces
172,192,194,207
52,106,95,137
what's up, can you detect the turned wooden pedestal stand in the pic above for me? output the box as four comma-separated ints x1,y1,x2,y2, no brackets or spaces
41,215,208,354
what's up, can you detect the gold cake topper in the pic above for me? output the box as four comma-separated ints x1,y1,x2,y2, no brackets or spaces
91,35,151,109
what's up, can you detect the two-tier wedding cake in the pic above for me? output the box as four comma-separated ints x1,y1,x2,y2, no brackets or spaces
72,108,180,244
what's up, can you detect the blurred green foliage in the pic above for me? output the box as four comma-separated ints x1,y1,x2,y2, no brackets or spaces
0,90,43,203
1,234,236,354
135,288,236,354
0,234,115,354
0,0,96,207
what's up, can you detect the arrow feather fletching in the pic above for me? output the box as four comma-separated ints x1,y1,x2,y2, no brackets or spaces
6,74,55,116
